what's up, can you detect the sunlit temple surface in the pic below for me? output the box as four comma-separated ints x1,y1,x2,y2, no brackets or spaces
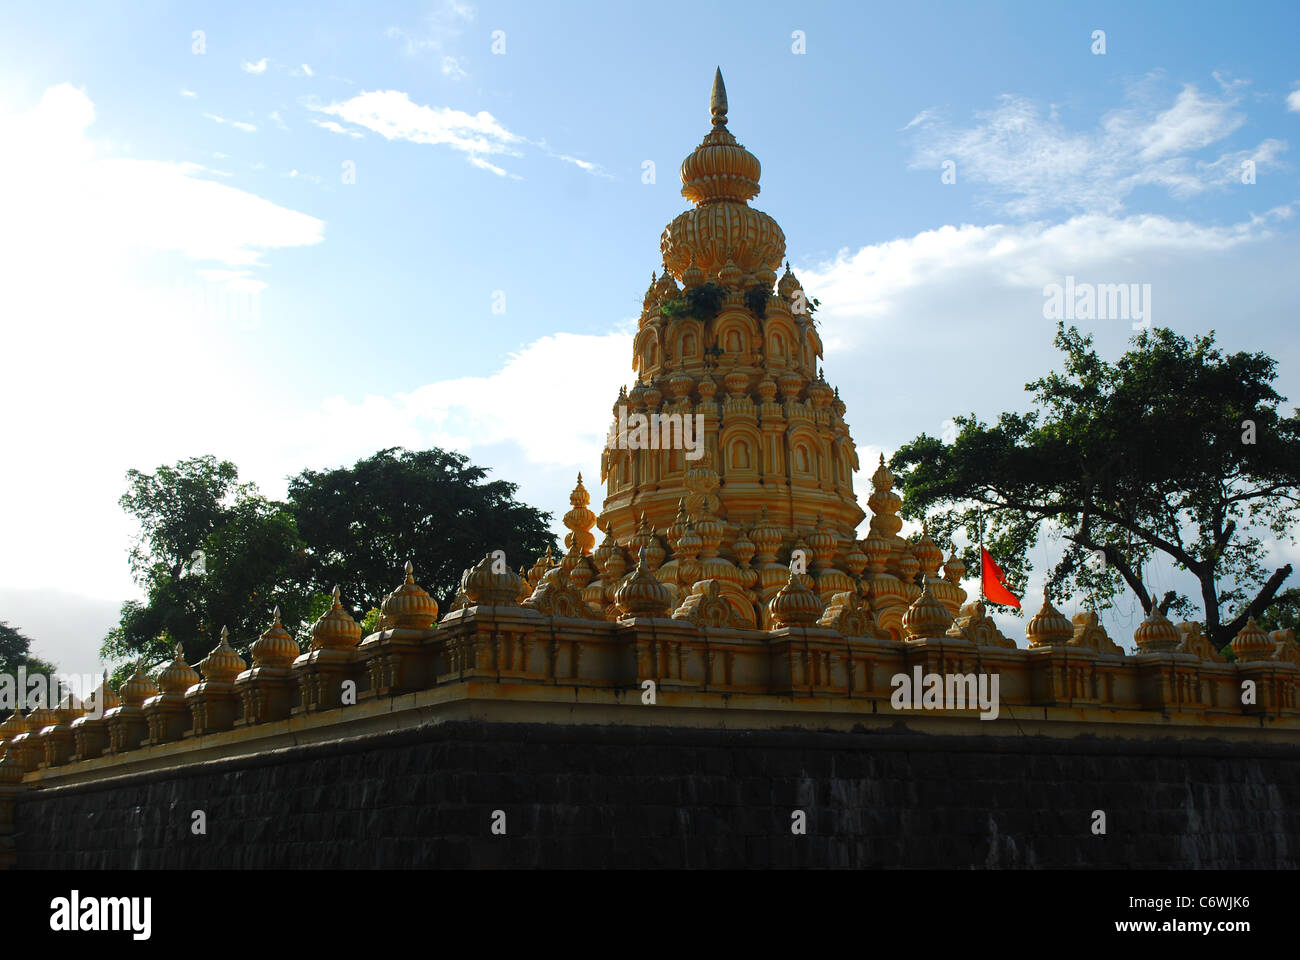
3,73,1299,867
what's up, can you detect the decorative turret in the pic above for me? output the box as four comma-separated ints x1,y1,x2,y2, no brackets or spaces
1026,592,1074,649
251,606,299,669
199,627,247,685
1230,617,1274,662
769,566,823,628
902,580,953,640
1133,606,1181,654
156,645,199,696
309,586,362,651
615,548,674,618
380,562,439,629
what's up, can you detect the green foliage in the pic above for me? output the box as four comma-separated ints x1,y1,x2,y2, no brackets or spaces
0,621,58,719
891,323,1300,647
659,282,727,323
102,457,313,668
744,285,769,319
289,447,556,614
360,607,383,636
101,446,558,672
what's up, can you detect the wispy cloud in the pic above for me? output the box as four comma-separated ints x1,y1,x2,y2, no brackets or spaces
179,88,197,99
1288,86,1300,113
241,58,269,74
908,75,1287,216
441,56,468,80
387,0,475,56
314,90,609,179
313,118,363,139
205,111,257,133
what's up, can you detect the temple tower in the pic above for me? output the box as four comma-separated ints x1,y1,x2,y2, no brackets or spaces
599,70,865,599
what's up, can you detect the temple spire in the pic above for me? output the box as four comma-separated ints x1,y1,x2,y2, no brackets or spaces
710,67,728,126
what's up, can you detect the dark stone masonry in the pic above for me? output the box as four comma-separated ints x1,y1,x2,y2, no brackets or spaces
14,721,1300,868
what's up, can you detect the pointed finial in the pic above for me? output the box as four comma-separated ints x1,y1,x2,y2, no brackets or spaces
272,604,282,622
331,584,341,605
879,453,886,466
577,471,583,484
710,67,728,126
220,625,229,642
174,643,184,659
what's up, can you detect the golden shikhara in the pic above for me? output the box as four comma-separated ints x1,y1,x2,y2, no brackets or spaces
580,69,958,636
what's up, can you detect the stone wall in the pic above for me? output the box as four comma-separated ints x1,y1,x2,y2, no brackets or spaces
14,721,1300,868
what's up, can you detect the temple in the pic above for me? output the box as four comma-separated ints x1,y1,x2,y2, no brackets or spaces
3,72,1299,868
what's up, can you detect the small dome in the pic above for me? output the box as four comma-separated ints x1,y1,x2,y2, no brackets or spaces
461,553,525,606
199,627,247,684
769,568,823,627
251,606,300,669
119,663,159,707
1230,617,1274,662
380,561,439,629
615,548,674,618
1133,607,1181,654
778,261,800,300
309,586,362,651
902,581,952,640
156,645,200,696
679,70,761,205
1026,593,1074,648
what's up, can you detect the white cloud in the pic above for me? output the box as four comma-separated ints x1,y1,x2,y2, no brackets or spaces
0,86,326,629
301,63,314,77
909,77,1288,215
204,111,257,133
315,90,609,178
270,109,289,131
1288,87,1300,113
179,88,197,99
242,58,269,74
800,208,1290,353
315,89,522,165
313,118,363,138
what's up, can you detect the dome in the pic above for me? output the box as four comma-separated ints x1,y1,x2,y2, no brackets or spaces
678,68,761,205
1230,617,1274,662
902,581,952,639
309,586,362,651
1133,607,1181,653
769,568,823,627
199,627,247,684
251,606,300,669
156,645,200,696
660,70,785,280
380,561,439,629
615,548,674,618
119,663,159,707
1026,593,1074,648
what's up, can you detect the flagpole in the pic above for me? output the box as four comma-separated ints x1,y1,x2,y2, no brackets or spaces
978,508,985,602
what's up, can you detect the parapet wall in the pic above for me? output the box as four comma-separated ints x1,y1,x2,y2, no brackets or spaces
4,604,1300,869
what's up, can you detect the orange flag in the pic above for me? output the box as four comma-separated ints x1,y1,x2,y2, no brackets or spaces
981,547,1021,608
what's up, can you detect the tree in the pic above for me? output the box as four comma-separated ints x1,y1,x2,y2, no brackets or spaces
1,621,58,720
102,447,559,671
288,447,557,613
102,457,314,671
892,324,1300,650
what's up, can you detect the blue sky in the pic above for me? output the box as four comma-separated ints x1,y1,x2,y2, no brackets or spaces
2,0,1298,676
